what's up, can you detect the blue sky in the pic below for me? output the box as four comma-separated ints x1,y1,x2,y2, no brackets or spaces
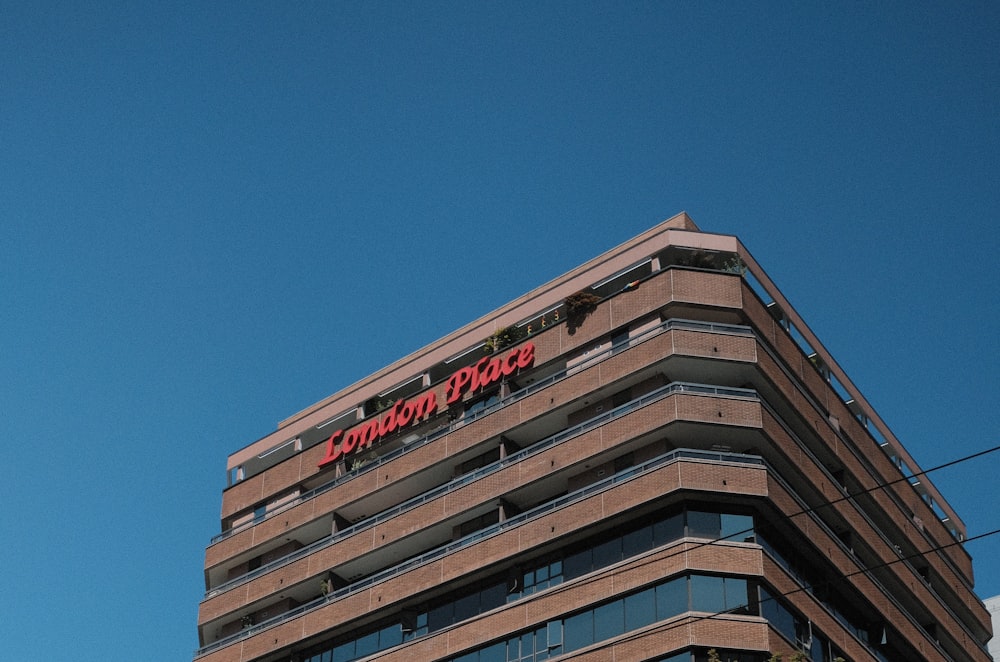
1,3,998,660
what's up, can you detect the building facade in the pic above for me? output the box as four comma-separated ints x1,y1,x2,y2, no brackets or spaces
195,214,993,662
984,596,1000,660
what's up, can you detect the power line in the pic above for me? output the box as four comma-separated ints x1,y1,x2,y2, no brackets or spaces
478,443,1000,658
541,525,1000,661
533,442,1000,603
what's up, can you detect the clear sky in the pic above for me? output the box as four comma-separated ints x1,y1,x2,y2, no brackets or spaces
1,3,998,660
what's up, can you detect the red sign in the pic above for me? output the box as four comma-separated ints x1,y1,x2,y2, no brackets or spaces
318,342,535,468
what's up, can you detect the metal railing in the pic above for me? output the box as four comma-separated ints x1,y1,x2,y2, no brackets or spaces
209,318,754,544
195,446,764,657
205,379,759,598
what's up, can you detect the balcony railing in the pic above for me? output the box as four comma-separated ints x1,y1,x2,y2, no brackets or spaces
205,379,759,598
210,318,754,545
195,446,764,657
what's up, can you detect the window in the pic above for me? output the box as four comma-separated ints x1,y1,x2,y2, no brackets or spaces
445,573,763,662
653,512,684,545
656,576,687,617
690,575,726,613
465,392,500,419
611,330,629,354
687,511,721,539
721,514,754,543
563,609,593,651
624,587,656,631
593,599,624,642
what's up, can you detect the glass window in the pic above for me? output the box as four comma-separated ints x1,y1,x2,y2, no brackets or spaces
563,610,593,651
724,577,749,612
454,591,479,622
810,633,826,662
534,625,549,653
506,635,520,662
466,392,500,418
592,537,622,568
479,641,505,662
332,641,355,662
355,630,379,657
379,623,403,648
622,525,653,559
564,548,592,580
720,514,754,542
690,575,725,613
481,581,506,611
594,599,624,642
687,511,721,539
624,587,656,631
759,587,796,642
653,512,684,546
546,620,562,649
549,560,563,586
656,576,688,619
519,631,533,660
428,601,454,632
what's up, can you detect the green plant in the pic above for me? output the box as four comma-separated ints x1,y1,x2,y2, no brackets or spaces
833,658,846,662
483,324,526,354
707,649,722,662
722,254,746,275
564,289,602,334
675,249,717,269
767,655,782,662
789,653,807,662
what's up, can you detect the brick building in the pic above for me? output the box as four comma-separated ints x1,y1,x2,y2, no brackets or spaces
194,213,992,662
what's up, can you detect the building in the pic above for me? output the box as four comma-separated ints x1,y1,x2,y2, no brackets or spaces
194,213,993,662
984,596,1000,660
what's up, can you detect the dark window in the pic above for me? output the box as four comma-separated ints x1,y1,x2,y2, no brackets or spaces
332,641,354,662
653,512,684,546
759,587,796,643
624,587,656,631
611,330,629,354
614,452,635,473
454,591,479,622
592,536,622,568
593,599,624,642
720,514,754,542
656,576,688,618
481,581,506,612
724,577,749,612
479,642,505,662
690,575,725,613
378,623,402,649
428,601,454,631
622,524,652,558
687,510,721,539
355,630,379,657
563,610,593,650
465,392,500,418
564,547,592,580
